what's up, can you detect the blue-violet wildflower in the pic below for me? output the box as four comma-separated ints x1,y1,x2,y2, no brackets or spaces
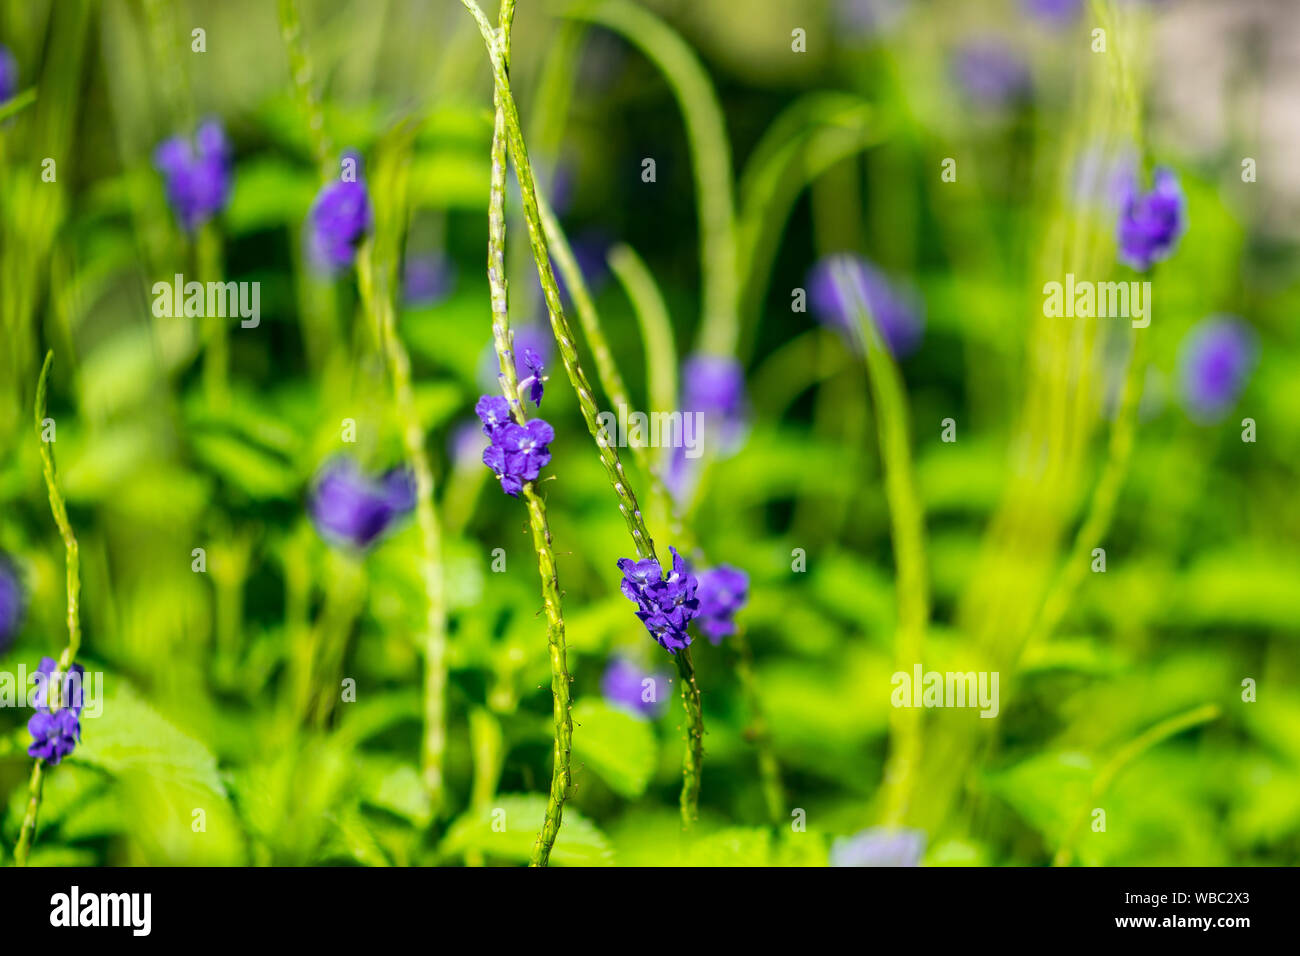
617,547,700,654
153,119,233,232
308,154,373,272
309,459,416,550
1177,316,1257,424
808,253,924,357
602,656,669,719
27,657,86,765
830,827,926,867
521,348,546,406
0,554,23,651
1116,166,1186,271
694,565,749,644
476,395,554,497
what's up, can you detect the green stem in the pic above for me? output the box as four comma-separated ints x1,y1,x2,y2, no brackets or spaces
563,0,738,356
16,353,84,866
356,142,449,808
833,263,930,825
277,0,333,176
1053,704,1219,866
197,224,229,411
607,243,677,421
734,629,784,826
460,0,704,827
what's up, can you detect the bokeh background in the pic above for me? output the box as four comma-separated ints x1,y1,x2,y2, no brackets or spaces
1,0,1298,866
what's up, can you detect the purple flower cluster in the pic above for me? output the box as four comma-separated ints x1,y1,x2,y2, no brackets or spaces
694,565,749,645
0,554,23,651
476,395,554,497
830,827,926,867
27,657,86,765
1178,316,1257,423
153,119,233,232
0,45,18,103
309,459,416,550
808,253,924,357
602,656,669,719
521,348,546,406
308,154,373,273
1116,167,1186,271
617,547,700,654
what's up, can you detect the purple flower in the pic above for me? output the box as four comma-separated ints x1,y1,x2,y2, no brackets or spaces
450,419,490,465
309,459,416,550
807,253,924,357
952,39,1031,108
404,253,455,307
27,710,80,765
836,0,908,36
477,323,553,395
308,155,373,273
153,119,233,232
476,396,554,497
1178,316,1257,423
617,547,700,654
602,656,668,719
27,657,86,765
0,555,23,650
830,827,926,867
1116,167,1186,271
1023,0,1082,27
694,565,749,644
0,45,18,103
521,348,546,406
31,657,87,717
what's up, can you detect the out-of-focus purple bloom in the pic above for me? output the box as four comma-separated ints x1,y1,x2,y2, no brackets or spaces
602,656,669,719
477,323,553,395
952,39,1031,108
153,119,233,232
807,253,924,357
403,253,455,307
0,555,23,650
309,459,415,550
1116,166,1186,271
521,348,546,406
1023,0,1082,27
694,565,749,645
476,396,554,496
836,0,908,36
830,827,926,867
1177,316,1257,423
664,354,751,504
308,154,373,273
450,419,490,466
617,546,700,654
27,657,86,765
0,45,18,103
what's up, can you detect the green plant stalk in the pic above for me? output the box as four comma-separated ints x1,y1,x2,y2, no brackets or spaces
277,0,333,176
733,628,784,826
1053,704,1219,866
834,262,931,825
607,243,677,422
460,0,704,827
16,353,84,866
0,87,37,123
356,142,450,806
197,223,229,411
564,0,738,357
480,0,574,869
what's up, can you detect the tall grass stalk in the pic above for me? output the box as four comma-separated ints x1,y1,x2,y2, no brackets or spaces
15,353,84,866
832,261,931,825
277,0,333,176
356,132,450,809
563,0,739,357
459,0,705,827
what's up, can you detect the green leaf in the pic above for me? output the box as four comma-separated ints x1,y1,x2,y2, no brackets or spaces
570,699,657,799
441,794,614,866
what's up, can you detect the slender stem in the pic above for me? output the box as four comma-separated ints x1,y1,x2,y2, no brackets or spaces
832,263,930,825
1053,704,1218,866
277,0,333,177
479,0,575,868
460,0,704,826
607,243,677,421
197,224,229,411
733,629,784,826
16,353,84,866
356,145,449,808
563,0,738,356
